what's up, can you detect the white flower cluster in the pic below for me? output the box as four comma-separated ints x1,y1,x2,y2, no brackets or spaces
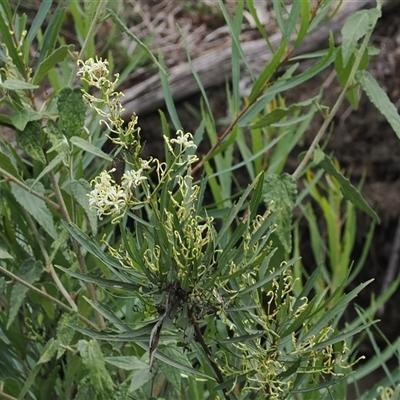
88,165,148,222
165,130,199,165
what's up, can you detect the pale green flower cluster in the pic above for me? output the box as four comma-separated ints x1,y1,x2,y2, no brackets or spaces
87,165,148,222
77,57,199,222
77,57,139,149
218,267,355,398
374,386,400,400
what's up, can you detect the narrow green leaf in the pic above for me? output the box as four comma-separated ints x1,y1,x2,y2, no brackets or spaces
246,0,272,50
38,7,66,65
294,0,311,46
40,366,60,400
104,356,149,371
341,9,381,66
33,45,73,85
55,265,143,292
83,296,132,332
0,151,22,180
215,179,256,247
70,136,113,161
314,148,379,222
0,0,13,21
7,259,43,329
284,1,301,40
239,259,296,296
107,8,166,74
57,88,86,138
18,339,57,400
158,54,182,130
302,280,372,341
0,114,13,127
16,121,46,163
10,180,58,239
29,153,64,189
310,320,376,352
27,0,53,44
70,179,97,234
0,11,25,76
60,222,145,278
358,70,400,140
263,173,297,252
249,39,288,102
0,80,39,90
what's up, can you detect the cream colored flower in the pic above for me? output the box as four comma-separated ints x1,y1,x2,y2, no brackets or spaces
88,169,127,220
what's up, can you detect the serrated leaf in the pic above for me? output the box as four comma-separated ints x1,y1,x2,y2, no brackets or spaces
315,149,379,222
0,79,39,90
16,121,46,163
57,88,86,138
33,45,73,85
104,356,149,371
77,340,114,398
38,338,59,364
357,70,400,140
10,180,58,239
70,136,113,161
341,9,381,66
75,384,97,400
70,179,97,234
263,173,297,252
56,313,79,359
7,259,43,329
11,108,42,131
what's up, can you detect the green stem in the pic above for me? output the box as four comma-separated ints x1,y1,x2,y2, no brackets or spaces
292,28,374,179
0,266,99,331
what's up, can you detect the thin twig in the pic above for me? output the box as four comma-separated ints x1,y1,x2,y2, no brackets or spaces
191,315,232,400
49,171,106,329
292,26,374,179
0,266,99,331
0,391,18,400
0,167,60,211
24,211,78,312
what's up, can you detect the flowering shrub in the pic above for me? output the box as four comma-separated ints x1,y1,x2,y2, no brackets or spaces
59,58,369,399
0,1,397,399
